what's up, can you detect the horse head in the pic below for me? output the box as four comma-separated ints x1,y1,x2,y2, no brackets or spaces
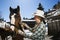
9,6,22,31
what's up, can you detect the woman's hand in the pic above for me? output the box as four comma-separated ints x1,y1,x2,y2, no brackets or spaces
32,30,35,33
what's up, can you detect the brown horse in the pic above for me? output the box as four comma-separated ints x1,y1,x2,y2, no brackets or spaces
9,6,24,40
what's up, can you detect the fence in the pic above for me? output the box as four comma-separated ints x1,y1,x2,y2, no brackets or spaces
47,16,60,35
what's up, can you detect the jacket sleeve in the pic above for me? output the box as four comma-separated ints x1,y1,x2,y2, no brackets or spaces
31,24,46,39
28,24,38,32
25,24,46,39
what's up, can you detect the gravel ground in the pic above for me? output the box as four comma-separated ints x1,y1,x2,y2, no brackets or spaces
24,36,53,40
0,36,53,40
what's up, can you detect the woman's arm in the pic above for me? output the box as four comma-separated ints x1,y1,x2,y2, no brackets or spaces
21,23,33,31
21,23,30,29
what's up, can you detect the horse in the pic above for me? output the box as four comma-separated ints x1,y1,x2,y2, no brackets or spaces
0,6,29,40
9,6,24,40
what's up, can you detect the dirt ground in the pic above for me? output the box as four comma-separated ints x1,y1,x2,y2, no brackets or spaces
0,36,53,40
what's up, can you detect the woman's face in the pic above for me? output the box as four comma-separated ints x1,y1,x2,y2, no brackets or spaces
34,16,42,24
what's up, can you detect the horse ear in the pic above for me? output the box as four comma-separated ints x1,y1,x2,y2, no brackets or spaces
17,6,20,11
9,7,12,12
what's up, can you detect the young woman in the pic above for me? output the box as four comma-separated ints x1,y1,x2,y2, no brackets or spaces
18,10,46,40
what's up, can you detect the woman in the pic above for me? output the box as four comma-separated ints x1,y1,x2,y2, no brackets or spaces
19,10,46,40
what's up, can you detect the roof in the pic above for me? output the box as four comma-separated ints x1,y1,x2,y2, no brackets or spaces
22,20,35,21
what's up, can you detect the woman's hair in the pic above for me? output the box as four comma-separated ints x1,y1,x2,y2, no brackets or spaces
38,16,46,24
43,19,46,24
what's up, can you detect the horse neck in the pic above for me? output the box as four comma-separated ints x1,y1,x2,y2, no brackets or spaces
15,13,21,26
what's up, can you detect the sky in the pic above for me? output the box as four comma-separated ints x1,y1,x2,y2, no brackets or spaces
0,0,59,22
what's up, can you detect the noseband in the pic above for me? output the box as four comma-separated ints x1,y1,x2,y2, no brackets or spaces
10,24,15,26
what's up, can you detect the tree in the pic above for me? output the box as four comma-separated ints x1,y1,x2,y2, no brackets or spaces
37,3,44,11
0,11,4,21
53,1,60,9
0,11,2,19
